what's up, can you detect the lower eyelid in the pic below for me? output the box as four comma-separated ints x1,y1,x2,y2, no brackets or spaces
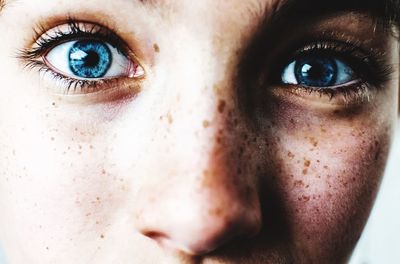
271,81,375,107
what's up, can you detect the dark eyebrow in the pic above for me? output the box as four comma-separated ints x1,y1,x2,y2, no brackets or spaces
270,0,400,29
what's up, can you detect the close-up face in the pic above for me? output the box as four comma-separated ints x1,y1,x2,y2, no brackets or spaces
0,0,399,263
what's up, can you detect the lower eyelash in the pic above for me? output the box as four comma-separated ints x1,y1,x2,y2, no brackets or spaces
24,60,120,94
295,81,374,104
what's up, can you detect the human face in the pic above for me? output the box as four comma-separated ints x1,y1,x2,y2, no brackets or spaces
0,0,398,263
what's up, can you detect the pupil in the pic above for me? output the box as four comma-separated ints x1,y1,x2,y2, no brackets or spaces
295,57,337,87
84,51,100,68
68,40,112,79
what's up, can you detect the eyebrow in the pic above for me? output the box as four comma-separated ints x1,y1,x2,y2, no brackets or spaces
269,0,400,29
0,0,398,29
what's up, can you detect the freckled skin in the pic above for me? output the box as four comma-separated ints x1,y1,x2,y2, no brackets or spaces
0,0,398,264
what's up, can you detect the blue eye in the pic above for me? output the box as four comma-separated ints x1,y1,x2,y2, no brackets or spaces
281,55,356,87
45,39,143,80
69,40,112,78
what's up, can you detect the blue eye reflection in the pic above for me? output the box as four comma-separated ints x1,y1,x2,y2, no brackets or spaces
282,55,356,87
69,40,112,79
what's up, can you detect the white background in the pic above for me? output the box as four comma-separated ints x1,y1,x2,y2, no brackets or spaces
350,120,400,264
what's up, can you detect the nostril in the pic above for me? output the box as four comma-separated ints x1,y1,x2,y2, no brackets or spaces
141,231,183,253
143,231,165,240
142,230,169,244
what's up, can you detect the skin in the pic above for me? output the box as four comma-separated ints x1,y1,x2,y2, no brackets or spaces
0,0,399,263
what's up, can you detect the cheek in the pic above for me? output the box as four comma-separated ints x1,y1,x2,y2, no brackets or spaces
267,110,391,259
0,101,130,259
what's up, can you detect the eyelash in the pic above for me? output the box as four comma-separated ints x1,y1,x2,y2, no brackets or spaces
275,40,393,102
19,20,136,94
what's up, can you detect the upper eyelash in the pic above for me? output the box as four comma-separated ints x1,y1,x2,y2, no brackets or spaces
19,20,128,60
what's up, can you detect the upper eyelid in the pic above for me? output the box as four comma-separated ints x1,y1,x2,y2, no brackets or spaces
22,21,130,58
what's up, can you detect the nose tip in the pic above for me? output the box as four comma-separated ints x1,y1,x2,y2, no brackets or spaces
138,203,262,255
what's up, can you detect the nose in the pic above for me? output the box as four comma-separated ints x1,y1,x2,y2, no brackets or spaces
128,22,262,255
138,181,262,255
137,167,262,255
134,99,262,256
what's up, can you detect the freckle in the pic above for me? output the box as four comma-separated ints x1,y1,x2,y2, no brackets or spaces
52,102,56,106
153,43,160,53
46,247,49,250
218,100,226,113
90,145,94,149
100,234,104,239
102,169,106,175
317,160,320,163
309,137,318,147
167,113,173,124
203,120,210,128
287,151,295,159
304,160,311,167
293,180,304,187
209,207,223,216
96,197,100,201
324,165,328,169
302,169,308,175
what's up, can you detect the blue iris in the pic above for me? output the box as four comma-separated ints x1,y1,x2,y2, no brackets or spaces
295,57,337,87
68,40,112,78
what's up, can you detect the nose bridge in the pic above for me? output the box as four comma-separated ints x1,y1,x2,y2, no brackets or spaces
158,31,244,198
